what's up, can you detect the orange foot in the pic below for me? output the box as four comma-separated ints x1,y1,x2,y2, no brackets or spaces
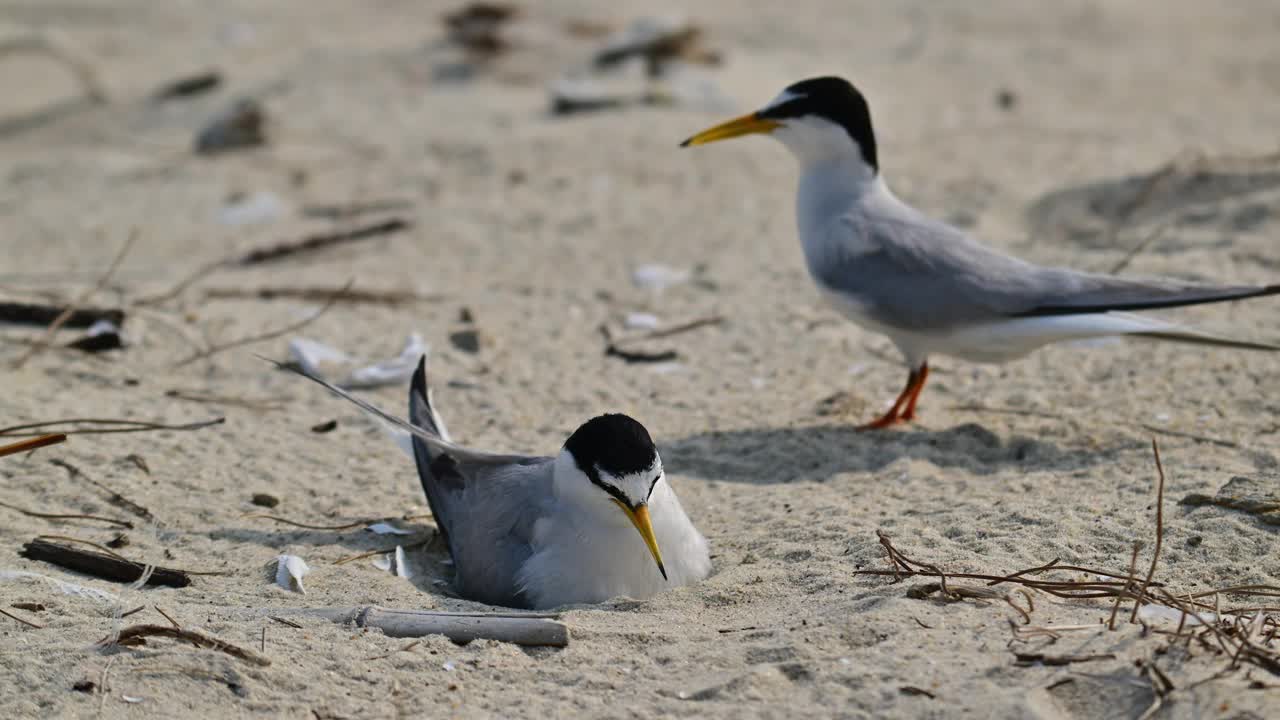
855,363,930,431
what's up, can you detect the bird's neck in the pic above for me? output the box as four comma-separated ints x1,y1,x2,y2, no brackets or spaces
795,154,888,235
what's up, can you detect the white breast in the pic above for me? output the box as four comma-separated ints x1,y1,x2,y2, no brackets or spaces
516,483,711,609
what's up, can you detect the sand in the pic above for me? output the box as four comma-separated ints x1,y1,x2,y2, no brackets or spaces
2,1,1279,717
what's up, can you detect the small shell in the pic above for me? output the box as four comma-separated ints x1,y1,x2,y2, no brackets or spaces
274,554,310,594
365,522,413,536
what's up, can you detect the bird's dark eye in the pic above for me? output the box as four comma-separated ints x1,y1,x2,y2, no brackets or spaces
647,473,662,499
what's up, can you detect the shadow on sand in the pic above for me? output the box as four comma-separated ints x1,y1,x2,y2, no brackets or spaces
664,421,1141,485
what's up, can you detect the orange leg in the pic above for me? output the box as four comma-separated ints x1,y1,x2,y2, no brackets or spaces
857,363,928,431
900,362,930,421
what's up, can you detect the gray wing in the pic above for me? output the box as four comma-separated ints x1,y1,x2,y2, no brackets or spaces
407,358,554,609
272,355,552,608
812,206,1279,330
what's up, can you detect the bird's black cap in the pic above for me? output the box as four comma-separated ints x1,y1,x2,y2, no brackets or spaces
564,413,657,487
758,76,878,171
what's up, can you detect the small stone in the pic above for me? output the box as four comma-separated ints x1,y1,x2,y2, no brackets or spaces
251,493,280,508
449,329,482,354
195,98,267,155
310,420,338,434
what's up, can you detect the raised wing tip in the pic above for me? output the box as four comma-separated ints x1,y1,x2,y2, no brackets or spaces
411,353,428,400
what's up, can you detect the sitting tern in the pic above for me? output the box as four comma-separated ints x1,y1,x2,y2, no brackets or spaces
682,76,1279,428
281,355,711,609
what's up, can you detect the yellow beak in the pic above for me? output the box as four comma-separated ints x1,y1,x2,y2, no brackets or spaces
612,499,667,580
680,112,780,147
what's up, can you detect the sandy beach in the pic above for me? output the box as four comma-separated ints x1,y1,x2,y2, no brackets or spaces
2,1,1279,717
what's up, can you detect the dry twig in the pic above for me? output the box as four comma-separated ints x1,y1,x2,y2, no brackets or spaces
855,442,1280,680
49,458,156,523
1130,439,1166,623
172,280,351,367
0,433,66,458
0,606,44,629
0,500,132,528
0,417,224,438
101,624,271,667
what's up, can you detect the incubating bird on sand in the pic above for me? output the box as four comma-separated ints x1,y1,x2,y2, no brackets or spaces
281,356,711,609
681,76,1280,429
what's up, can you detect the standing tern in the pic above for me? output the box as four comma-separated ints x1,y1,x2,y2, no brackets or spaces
280,355,711,609
681,76,1280,428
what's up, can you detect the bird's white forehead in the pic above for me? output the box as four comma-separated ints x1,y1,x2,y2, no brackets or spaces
761,88,803,112
598,456,664,502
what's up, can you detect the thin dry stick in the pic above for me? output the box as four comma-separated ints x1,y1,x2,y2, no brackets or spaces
163,389,287,412
1131,439,1166,623
49,459,156,523
333,541,429,566
1138,423,1238,449
12,231,136,369
154,606,180,629
877,529,953,596
0,417,224,438
172,280,352,367
1109,223,1170,275
243,514,373,531
234,219,409,267
134,260,225,307
0,606,44,629
1108,542,1143,631
0,500,132,528
101,624,271,667
0,433,66,458
203,286,442,306
612,315,725,345
246,511,432,533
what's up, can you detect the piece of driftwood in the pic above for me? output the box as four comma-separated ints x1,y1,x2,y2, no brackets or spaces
19,539,191,588
65,330,123,353
0,302,124,329
265,606,568,647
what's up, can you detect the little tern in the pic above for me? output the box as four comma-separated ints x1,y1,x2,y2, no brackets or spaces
280,355,711,609
682,76,1279,428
